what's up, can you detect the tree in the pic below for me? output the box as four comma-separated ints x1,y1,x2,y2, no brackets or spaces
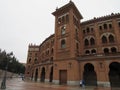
0,49,25,74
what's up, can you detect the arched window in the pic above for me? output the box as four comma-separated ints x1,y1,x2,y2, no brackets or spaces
58,18,61,24
61,26,66,35
99,26,102,30
111,47,117,53
61,39,66,48
62,16,65,23
83,30,86,34
34,58,38,64
109,35,115,43
104,48,109,54
51,48,54,54
84,39,89,46
66,14,69,22
118,22,120,27
91,28,94,33
90,38,95,45
50,57,53,62
76,43,79,49
103,24,107,29
86,27,90,33
91,49,96,54
75,28,78,35
28,58,31,63
102,36,107,44
85,50,90,54
47,50,49,55
109,24,112,29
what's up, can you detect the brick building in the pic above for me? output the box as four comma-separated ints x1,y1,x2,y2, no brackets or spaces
25,1,120,87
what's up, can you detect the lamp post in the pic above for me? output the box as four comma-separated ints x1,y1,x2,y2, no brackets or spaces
1,64,8,89
1,53,13,89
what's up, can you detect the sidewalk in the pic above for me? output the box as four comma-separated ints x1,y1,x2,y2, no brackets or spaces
0,78,119,90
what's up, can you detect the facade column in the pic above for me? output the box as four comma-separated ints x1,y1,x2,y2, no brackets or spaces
67,60,80,85
37,67,40,82
53,62,60,84
45,66,50,83
32,68,35,81
95,61,110,87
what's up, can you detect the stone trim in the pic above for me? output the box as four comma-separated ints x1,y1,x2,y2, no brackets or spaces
97,81,110,87
45,79,49,83
53,80,59,84
67,81,80,85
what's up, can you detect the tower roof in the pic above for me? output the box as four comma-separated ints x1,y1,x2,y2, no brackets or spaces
52,1,83,19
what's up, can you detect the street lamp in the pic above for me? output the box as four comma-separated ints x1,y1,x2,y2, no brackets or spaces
1,52,13,89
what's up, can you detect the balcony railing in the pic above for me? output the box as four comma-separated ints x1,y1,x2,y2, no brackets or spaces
78,52,120,61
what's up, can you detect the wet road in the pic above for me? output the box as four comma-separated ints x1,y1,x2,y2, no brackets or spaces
0,78,119,90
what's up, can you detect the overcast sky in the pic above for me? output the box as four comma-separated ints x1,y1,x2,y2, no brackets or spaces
0,0,120,63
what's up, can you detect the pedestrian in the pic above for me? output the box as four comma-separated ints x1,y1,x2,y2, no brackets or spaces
80,80,82,87
21,75,24,81
82,79,85,88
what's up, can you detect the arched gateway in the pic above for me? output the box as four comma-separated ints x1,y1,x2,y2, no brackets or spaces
109,62,120,87
49,66,53,82
41,67,45,82
83,63,97,86
34,68,38,81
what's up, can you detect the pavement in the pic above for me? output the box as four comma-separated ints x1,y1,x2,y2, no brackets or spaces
0,78,120,90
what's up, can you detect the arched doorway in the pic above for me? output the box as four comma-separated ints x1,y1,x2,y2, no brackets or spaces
35,68,38,82
83,63,97,86
40,67,45,82
109,62,120,87
31,72,33,80
49,66,53,82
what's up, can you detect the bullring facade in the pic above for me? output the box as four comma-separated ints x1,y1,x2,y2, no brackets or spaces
25,1,120,87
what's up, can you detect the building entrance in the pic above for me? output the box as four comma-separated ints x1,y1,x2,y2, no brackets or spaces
40,67,45,82
49,66,53,82
35,69,38,81
59,70,67,85
31,72,33,80
109,62,120,87
83,63,97,86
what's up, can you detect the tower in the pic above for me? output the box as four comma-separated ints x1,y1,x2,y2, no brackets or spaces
52,1,83,85
25,44,39,80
